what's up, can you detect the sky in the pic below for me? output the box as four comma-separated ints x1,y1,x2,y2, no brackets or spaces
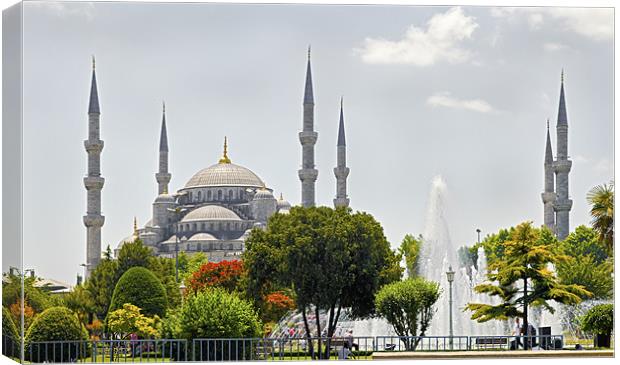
11,1,614,284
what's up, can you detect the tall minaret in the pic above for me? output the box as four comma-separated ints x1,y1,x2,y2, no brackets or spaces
298,46,318,207
83,56,105,278
333,97,350,208
553,70,573,240
156,101,171,194
541,119,555,232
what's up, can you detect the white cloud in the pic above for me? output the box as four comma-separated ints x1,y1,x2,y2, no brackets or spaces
489,7,613,41
30,2,95,21
357,7,478,66
594,158,613,174
543,42,568,52
426,92,496,113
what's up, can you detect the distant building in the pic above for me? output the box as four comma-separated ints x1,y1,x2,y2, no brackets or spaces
84,49,351,271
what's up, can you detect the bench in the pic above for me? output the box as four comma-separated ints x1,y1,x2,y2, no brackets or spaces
474,338,509,346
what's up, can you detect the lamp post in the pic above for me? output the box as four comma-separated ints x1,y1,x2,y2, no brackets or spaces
476,228,481,244
167,207,188,282
446,265,455,350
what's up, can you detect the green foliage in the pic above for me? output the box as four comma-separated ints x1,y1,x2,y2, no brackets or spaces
375,278,440,350
245,206,401,347
107,303,160,339
63,284,96,324
399,234,422,277
2,306,19,340
109,267,168,318
147,256,182,308
24,307,89,362
85,255,119,320
466,222,591,330
556,226,613,299
2,274,53,314
580,304,613,336
587,181,614,254
471,228,512,267
179,252,209,282
115,239,152,282
178,288,262,339
159,308,182,340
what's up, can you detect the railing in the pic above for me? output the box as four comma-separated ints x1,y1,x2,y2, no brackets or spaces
4,334,566,363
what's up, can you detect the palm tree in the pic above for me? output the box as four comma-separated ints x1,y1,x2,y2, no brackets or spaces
587,181,614,253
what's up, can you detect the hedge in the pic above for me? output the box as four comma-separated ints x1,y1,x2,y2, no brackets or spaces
108,267,168,318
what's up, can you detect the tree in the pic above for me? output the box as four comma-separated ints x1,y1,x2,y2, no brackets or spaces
587,181,614,253
375,278,440,350
115,239,152,282
147,256,182,308
580,304,613,342
109,267,168,318
2,306,20,357
187,260,244,294
106,303,160,339
263,290,296,324
85,253,119,320
24,307,89,362
178,288,262,340
466,222,591,348
555,226,613,299
2,274,53,314
399,234,422,277
178,252,209,282
63,284,96,325
245,206,401,358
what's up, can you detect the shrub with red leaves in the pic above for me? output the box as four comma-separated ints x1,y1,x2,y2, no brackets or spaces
187,260,244,293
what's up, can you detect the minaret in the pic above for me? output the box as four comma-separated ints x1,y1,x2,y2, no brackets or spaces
298,46,318,207
83,56,105,279
541,119,555,232
333,97,350,208
156,101,171,194
553,70,573,240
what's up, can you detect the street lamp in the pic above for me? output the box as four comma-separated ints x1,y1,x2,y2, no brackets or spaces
446,265,455,350
476,228,481,244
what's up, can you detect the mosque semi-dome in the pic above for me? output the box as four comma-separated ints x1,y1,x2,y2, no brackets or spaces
181,205,241,222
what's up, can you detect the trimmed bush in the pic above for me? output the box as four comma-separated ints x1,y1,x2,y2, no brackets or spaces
179,288,262,360
580,304,613,348
109,267,168,318
24,307,89,362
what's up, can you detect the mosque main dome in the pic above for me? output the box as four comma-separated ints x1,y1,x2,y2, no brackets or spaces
184,162,265,189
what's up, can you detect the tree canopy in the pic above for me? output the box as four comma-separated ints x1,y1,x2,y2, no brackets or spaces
587,181,614,254
466,222,591,345
399,234,422,278
375,278,440,350
244,206,401,358
108,267,168,318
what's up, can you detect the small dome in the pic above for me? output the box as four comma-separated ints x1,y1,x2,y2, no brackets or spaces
276,193,292,210
253,188,275,200
189,232,218,241
117,234,137,249
181,205,241,222
184,163,265,189
155,193,175,203
162,235,178,244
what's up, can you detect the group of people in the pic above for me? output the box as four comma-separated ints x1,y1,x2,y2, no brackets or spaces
511,317,538,350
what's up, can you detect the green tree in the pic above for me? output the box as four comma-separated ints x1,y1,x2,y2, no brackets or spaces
63,284,96,325
178,252,209,282
24,307,89,362
399,234,422,277
147,256,182,308
245,206,401,358
466,222,590,348
116,239,152,282
85,252,119,320
375,278,440,350
178,288,262,340
2,306,20,357
109,267,168,318
587,181,614,253
107,303,160,339
2,274,52,314
580,304,613,338
556,226,613,299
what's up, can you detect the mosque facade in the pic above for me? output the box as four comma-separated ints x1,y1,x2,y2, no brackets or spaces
83,50,350,278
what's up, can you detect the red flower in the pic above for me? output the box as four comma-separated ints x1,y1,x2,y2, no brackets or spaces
187,259,244,293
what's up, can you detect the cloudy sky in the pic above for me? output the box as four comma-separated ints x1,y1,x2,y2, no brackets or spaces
13,1,614,283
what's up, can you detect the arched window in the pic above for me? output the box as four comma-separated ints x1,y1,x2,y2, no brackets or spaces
207,190,212,200
218,190,222,200
197,191,202,201
240,190,244,200
188,192,193,201
228,190,234,200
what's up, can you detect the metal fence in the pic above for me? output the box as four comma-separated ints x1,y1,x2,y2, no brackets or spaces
3,334,566,363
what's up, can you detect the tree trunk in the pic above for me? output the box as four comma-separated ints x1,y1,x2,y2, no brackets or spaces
301,307,315,359
314,307,323,359
523,276,530,350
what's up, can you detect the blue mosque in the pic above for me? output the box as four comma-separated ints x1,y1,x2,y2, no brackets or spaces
83,50,350,278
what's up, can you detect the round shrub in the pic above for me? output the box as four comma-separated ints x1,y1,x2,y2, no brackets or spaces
109,267,168,317
180,287,262,339
24,307,89,362
580,303,613,335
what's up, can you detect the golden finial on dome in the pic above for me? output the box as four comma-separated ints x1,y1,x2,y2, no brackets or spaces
219,136,231,164
133,216,138,237
92,55,96,70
